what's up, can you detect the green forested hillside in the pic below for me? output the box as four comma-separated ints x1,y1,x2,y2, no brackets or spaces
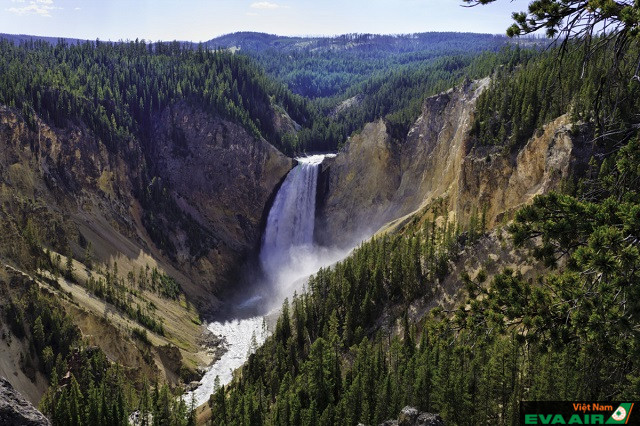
0,38,310,155
205,32,537,151
0,36,535,154
471,41,640,150
303,46,534,150
206,32,516,99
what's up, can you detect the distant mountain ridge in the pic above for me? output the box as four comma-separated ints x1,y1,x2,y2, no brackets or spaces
0,33,86,46
203,31,514,54
1,30,535,51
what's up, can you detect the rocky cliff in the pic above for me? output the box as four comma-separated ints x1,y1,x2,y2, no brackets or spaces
0,376,50,426
152,102,292,299
0,103,291,304
0,102,292,399
316,79,584,247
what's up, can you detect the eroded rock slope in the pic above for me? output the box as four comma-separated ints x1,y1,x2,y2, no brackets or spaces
0,103,291,303
316,79,583,247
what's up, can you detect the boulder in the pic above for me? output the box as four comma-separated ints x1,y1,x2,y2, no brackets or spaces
378,406,445,426
0,376,50,426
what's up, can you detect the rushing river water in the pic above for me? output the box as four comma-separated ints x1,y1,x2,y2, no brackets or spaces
187,154,340,407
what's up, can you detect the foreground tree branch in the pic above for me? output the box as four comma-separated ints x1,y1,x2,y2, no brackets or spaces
463,0,640,39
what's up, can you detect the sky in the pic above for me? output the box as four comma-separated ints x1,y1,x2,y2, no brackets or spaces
0,0,533,42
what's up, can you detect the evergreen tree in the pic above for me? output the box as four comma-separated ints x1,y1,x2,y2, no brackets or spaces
32,316,45,351
68,374,84,426
65,246,74,280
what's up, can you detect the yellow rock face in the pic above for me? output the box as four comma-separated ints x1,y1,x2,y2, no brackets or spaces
316,79,576,247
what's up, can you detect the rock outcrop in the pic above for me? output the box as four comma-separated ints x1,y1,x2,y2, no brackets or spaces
456,114,574,228
316,79,487,247
0,377,50,426
316,78,583,247
316,117,401,247
376,406,445,426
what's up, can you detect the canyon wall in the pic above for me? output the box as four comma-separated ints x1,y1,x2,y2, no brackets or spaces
316,79,583,247
0,103,292,304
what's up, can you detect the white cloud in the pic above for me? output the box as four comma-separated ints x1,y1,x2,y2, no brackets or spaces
6,0,57,16
250,2,287,9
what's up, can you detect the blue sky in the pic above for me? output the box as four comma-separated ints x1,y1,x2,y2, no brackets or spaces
0,0,532,41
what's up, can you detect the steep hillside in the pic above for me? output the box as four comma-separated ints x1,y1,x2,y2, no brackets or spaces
316,78,585,247
0,102,291,303
0,88,292,406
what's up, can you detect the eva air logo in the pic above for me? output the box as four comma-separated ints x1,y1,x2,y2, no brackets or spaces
606,403,634,424
521,401,638,425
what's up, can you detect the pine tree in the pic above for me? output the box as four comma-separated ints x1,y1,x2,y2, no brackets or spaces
87,383,102,426
65,246,74,280
187,396,196,426
54,389,70,426
68,374,84,426
84,242,93,270
139,377,151,426
155,384,172,426
32,315,45,351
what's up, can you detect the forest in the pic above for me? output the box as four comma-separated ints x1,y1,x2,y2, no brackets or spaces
205,32,516,98
471,43,640,150
0,34,534,154
2,2,640,423
0,38,311,155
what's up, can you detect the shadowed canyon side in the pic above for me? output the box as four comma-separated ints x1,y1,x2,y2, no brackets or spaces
0,102,292,400
0,103,292,303
316,78,584,247
152,102,293,299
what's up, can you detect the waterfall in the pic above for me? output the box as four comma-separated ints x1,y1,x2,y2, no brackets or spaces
259,154,325,280
187,154,337,408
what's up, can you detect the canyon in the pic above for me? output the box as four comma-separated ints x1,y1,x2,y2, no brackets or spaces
0,76,586,413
